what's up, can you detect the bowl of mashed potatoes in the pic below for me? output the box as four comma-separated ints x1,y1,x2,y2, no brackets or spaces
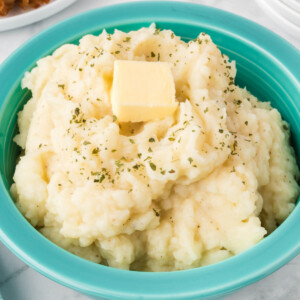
0,2,300,299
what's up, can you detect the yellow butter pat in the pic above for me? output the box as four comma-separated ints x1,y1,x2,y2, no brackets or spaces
111,60,177,122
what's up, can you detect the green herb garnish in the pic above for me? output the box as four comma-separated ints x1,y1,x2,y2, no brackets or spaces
149,162,156,171
153,208,160,217
92,148,99,154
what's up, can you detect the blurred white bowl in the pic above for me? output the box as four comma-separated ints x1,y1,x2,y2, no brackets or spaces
0,0,77,32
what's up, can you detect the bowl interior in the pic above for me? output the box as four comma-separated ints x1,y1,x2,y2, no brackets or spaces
0,2,300,300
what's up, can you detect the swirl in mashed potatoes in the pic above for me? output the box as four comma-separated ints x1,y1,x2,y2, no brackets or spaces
11,25,300,271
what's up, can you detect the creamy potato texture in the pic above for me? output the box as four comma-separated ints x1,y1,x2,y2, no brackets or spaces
11,25,300,271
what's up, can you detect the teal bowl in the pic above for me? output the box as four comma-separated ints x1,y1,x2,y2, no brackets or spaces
0,1,300,299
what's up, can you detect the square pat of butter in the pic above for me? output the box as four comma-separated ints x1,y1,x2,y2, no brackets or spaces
111,60,177,122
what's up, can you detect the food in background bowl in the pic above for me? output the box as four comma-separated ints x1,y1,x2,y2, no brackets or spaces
0,0,49,16
10,25,300,271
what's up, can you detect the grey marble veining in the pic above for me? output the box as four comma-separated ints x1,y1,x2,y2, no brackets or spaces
0,0,299,299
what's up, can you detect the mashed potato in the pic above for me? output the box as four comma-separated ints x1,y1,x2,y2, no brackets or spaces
11,25,300,271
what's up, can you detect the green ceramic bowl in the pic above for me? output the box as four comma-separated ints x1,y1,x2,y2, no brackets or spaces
0,2,300,299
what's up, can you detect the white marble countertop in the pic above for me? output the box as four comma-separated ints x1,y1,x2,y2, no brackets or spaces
0,0,299,299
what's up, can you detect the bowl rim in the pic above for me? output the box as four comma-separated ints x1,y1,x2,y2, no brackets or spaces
0,1,300,299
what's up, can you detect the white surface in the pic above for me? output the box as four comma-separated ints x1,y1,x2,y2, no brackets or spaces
0,0,299,299
256,0,300,38
268,0,300,26
0,0,77,32
281,0,300,13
